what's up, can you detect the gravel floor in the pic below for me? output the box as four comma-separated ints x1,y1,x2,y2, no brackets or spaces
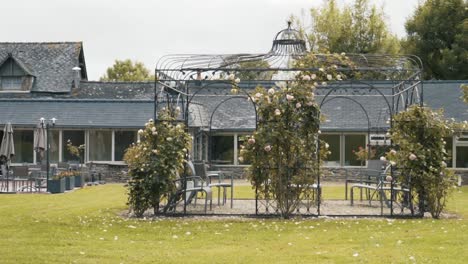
168,198,415,216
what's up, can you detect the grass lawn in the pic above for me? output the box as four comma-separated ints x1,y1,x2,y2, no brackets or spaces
0,184,467,263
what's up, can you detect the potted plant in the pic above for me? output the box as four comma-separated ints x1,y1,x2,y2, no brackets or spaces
64,171,76,191
48,173,65,194
66,140,85,188
73,170,84,188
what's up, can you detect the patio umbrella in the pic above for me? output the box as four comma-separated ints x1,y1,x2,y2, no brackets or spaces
0,123,14,191
0,122,15,162
34,122,47,160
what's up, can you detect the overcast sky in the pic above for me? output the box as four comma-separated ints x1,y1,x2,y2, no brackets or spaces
3,0,420,80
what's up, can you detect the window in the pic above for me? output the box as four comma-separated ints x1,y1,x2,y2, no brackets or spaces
456,147,468,168
114,131,137,161
89,131,112,161
35,130,59,163
13,130,33,163
320,134,340,166
0,57,32,91
344,135,366,166
320,133,367,167
62,131,85,162
211,135,234,165
454,134,468,168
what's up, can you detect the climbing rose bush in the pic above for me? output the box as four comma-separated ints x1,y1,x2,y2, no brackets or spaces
240,53,350,218
124,108,191,217
386,106,455,218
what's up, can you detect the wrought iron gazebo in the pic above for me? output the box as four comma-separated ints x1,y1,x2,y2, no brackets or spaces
154,22,424,217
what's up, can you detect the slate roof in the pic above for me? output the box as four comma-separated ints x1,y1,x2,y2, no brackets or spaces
0,42,86,93
0,80,465,131
74,81,154,99
0,99,205,129
423,81,468,122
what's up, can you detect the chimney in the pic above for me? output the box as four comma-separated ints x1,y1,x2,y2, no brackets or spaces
72,66,81,89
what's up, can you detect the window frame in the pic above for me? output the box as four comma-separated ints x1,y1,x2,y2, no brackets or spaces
320,132,368,168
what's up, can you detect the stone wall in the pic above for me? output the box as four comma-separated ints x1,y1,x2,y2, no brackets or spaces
81,163,468,186
83,163,129,183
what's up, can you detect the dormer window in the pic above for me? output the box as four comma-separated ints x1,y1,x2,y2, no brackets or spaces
0,56,34,92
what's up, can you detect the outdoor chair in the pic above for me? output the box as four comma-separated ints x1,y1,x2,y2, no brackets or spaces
11,166,34,192
193,161,233,208
350,165,411,211
164,161,213,213
345,160,384,200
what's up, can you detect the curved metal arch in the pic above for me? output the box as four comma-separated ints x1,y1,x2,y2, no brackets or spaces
186,80,257,115
321,96,372,134
318,80,393,116
207,96,257,166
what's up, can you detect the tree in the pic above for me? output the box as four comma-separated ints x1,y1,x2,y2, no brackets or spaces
100,59,154,81
403,0,467,80
295,0,400,54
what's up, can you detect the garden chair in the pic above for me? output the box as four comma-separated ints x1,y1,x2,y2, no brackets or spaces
345,160,384,200
164,161,212,213
12,166,34,192
193,161,233,208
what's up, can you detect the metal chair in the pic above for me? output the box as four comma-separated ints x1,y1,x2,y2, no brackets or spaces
193,161,233,208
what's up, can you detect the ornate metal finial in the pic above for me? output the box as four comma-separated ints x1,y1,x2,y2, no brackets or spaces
270,22,307,55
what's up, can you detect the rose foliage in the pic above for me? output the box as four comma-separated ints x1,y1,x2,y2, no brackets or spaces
124,108,191,217
386,106,455,218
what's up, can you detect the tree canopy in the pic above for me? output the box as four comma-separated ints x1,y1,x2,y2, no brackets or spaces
100,59,154,81
296,0,400,54
403,0,467,80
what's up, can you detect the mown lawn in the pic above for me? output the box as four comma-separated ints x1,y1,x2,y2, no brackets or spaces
0,184,466,263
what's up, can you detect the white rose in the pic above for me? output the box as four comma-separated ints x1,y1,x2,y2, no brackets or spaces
296,102,302,109
264,145,272,152
380,156,387,161
234,78,241,83
326,74,332,81
268,88,275,95
311,74,316,80
138,129,144,135
286,94,294,101
409,153,417,160
302,75,311,81
275,109,281,116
